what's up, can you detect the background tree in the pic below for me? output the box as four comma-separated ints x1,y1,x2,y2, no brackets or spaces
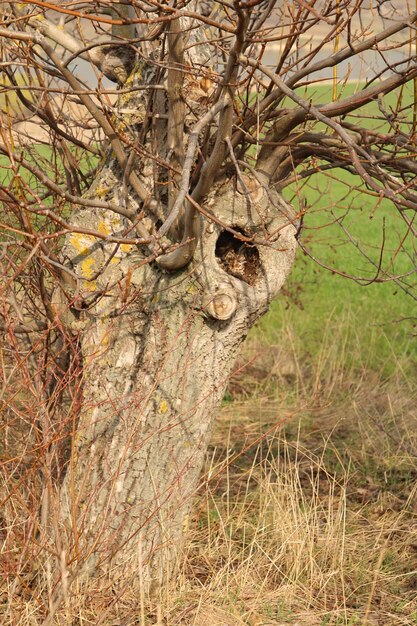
1,0,416,619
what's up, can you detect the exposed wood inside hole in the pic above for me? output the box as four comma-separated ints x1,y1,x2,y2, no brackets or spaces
215,228,260,286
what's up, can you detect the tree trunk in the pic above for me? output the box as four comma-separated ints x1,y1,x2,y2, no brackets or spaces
57,173,296,590
45,12,298,589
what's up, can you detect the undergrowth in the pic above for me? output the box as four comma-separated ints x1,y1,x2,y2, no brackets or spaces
3,303,416,626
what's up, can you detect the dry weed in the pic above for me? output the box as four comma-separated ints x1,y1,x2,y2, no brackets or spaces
2,322,416,625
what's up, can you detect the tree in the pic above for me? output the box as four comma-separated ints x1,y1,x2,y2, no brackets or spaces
1,0,416,616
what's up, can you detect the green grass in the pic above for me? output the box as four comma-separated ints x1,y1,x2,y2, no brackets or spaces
0,142,99,189
250,80,416,377
293,80,414,134
256,77,416,374
258,172,416,377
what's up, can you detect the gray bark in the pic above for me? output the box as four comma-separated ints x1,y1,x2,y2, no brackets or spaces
57,175,296,589
51,12,297,589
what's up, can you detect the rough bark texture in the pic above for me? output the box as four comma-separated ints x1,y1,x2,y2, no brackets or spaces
47,12,298,588
58,174,296,588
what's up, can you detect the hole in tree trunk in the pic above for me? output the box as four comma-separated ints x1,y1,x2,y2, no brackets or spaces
215,228,260,286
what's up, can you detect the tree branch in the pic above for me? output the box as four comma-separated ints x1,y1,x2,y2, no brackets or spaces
244,54,417,215
166,17,186,237
156,4,250,271
286,10,417,90
156,97,230,270
27,12,105,69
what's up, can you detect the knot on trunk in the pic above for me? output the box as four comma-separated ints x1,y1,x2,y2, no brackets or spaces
203,283,237,320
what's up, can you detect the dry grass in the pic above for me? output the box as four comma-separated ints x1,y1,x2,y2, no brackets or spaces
2,316,416,626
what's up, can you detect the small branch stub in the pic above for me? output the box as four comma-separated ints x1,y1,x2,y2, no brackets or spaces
204,284,237,320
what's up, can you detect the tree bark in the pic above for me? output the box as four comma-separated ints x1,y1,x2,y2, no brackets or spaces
58,172,296,590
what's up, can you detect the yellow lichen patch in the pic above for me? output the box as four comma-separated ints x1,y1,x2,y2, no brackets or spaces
158,399,169,414
97,220,111,235
95,185,111,199
125,72,135,86
121,243,133,253
69,233,96,256
110,217,122,235
84,280,97,292
81,256,96,280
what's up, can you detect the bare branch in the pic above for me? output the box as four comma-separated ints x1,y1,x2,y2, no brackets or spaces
156,4,250,271
286,10,417,90
156,97,230,270
38,39,154,235
166,17,186,236
27,13,105,69
244,55,417,215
